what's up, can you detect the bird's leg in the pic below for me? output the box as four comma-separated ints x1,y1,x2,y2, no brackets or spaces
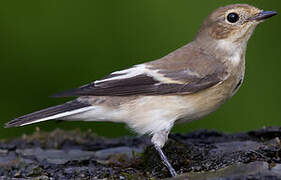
154,144,177,177
151,130,177,177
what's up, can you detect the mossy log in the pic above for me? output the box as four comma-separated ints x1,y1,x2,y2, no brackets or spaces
0,127,281,179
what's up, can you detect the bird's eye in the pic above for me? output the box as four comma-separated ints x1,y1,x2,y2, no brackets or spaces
227,13,240,23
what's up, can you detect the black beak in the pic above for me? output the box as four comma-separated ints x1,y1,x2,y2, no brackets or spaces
248,11,277,21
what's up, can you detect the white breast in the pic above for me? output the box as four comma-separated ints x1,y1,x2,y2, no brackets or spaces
217,39,245,66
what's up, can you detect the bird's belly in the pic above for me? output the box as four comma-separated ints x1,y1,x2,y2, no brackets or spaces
176,80,238,124
119,85,232,134
114,74,242,134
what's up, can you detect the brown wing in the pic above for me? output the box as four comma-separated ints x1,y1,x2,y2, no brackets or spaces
52,43,228,97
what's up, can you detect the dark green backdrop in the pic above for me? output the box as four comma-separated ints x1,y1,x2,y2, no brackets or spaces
0,0,280,139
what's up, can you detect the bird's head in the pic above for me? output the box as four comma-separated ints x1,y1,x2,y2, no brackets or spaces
196,4,277,47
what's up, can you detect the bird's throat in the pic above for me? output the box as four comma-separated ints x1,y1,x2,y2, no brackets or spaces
215,38,247,66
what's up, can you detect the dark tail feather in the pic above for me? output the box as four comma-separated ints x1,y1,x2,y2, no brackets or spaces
5,100,92,128
50,88,80,98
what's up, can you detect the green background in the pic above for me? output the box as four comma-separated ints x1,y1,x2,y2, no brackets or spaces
0,0,280,139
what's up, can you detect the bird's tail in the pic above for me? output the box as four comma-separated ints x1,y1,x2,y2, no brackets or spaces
5,100,94,128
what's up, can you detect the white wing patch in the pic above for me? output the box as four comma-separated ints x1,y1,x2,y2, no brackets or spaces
94,64,182,85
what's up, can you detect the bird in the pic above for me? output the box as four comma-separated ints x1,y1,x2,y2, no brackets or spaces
5,4,277,177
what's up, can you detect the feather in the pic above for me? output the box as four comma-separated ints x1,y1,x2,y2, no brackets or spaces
5,100,93,127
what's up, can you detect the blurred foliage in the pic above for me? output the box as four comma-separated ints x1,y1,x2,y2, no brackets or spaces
0,0,280,139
